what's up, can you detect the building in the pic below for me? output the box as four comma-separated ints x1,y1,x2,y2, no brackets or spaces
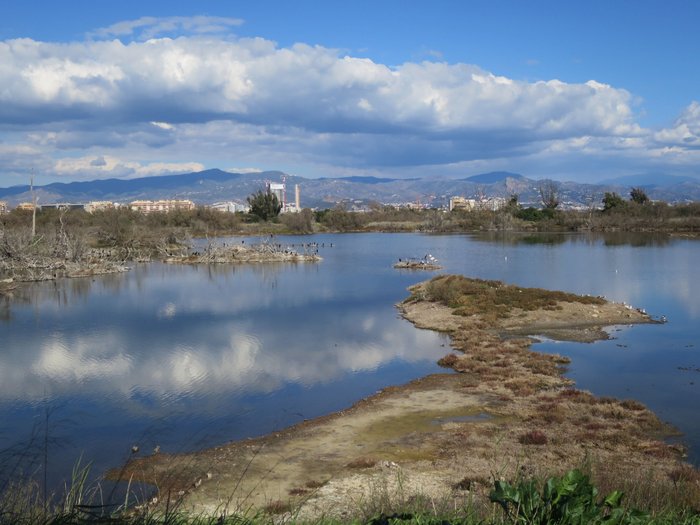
449,196,506,212
0,201,7,214
84,201,115,213
130,199,195,214
16,202,37,211
481,197,507,211
209,201,250,213
449,196,477,211
267,182,285,207
281,184,302,213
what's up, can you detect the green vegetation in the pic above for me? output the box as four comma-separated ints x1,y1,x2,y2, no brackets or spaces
602,192,626,211
417,275,605,319
489,469,698,525
630,187,649,205
247,189,282,221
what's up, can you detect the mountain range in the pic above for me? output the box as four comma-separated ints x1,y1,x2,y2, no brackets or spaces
1,170,698,209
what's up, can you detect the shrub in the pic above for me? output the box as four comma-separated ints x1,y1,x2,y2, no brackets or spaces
437,354,460,368
518,430,548,445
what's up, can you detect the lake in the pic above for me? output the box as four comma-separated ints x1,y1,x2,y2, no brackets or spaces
1,232,698,498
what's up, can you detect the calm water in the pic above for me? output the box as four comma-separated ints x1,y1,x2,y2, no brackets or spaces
1,232,699,495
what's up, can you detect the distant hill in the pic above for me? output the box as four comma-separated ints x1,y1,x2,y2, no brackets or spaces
1,169,699,208
463,171,526,184
599,173,698,188
319,176,402,184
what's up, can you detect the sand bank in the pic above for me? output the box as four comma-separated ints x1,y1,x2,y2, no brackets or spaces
115,276,695,520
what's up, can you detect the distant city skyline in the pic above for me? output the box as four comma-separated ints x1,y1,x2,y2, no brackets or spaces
0,0,698,187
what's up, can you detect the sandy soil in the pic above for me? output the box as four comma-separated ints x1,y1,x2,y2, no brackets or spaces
115,280,695,520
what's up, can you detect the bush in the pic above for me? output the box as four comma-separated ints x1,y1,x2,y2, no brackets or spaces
247,189,281,221
280,208,314,233
518,430,548,445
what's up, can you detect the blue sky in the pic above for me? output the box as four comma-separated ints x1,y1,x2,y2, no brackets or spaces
0,0,698,186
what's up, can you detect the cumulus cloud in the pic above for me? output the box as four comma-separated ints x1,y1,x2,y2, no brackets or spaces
0,18,697,182
0,33,639,136
654,101,700,149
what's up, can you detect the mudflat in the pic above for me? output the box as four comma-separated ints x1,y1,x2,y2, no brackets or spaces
115,276,694,520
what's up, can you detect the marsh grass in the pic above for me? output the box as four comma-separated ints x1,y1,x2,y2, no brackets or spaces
3,457,700,524
420,275,605,321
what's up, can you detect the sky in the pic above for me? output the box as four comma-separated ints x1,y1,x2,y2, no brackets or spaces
0,0,699,187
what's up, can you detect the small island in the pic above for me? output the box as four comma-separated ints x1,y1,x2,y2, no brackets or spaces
113,275,690,521
393,254,443,270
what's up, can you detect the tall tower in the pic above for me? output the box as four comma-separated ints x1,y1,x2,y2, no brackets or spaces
295,184,300,209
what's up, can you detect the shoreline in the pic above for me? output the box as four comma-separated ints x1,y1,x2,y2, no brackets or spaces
0,243,321,289
113,276,695,520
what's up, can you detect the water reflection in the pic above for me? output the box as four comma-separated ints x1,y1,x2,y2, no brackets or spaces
472,231,672,247
0,314,442,406
1,266,444,405
1,232,699,490
0,251,449,489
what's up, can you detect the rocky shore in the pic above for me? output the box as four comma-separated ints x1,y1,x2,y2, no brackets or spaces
113,276,698,520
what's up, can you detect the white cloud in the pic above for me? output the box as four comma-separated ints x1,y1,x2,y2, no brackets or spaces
653,101,700,148
0,34,638,136
53,155,205,179
0,19,697,183
226,166,262,174
150,121,174,130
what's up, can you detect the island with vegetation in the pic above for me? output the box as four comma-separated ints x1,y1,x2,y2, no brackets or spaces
104,275,699,523
0,192,321,291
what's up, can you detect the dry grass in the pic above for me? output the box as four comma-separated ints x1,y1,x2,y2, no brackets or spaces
589,458,700,513
347,457,377,469
518,430,548,445
305,480,326,489
263,499,291,515
420,275,605,322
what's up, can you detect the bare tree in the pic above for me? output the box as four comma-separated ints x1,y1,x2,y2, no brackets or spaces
538,180,560,210
31,173,37,238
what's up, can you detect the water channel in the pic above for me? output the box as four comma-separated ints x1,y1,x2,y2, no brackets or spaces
1,232,699,496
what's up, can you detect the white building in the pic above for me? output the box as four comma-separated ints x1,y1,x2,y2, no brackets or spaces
84,201,115,213
268,182,285,206
449,196,506,211
210,201,250,213
130,199,195,214
449,196,477,211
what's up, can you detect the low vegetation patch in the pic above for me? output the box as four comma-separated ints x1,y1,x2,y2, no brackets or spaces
418,275,604,320
347,457,378,469
518,430,549,445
